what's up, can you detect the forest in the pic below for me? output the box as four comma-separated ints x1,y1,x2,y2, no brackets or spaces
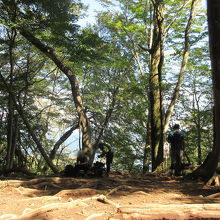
0,0,219,183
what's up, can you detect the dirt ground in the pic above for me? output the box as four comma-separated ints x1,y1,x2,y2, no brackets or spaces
0,173,220,220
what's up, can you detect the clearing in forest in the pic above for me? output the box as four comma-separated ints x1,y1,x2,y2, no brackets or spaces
0,173,220,219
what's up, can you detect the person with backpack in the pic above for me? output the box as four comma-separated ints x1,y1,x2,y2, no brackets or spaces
98,142,114,176
74,150,90,177
167,124,185,176
63,150,89,177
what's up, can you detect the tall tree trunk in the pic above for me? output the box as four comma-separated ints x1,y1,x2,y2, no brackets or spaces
185,0,220,182
149,0,164,171
143,119,151,173
9,114,18,168
209,0,220,172
139,0,197,171
6,28,17,170
6,97,13,169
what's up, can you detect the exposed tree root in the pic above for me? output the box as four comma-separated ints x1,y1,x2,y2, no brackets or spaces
85,213,105,220
96,195,120,208
116,203,220,219
105,185,132,196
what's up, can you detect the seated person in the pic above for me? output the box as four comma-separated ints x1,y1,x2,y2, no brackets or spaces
63,164,74,177
74,150,89,177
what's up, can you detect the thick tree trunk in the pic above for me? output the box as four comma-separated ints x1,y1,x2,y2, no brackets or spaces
205,0,220,180
186,0,220,182
149,0,164,171
208,0,220,167
150,0,197,171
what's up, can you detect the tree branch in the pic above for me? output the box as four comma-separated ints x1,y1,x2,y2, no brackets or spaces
50,122,79,160
0,72,59,174
18,27,91,152
163,0,197,135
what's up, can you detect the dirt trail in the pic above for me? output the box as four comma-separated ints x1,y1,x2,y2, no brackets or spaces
0,173,220,219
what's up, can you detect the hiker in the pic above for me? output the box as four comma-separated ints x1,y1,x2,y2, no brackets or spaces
63,164,74,177
167,124,185,176
98,142,114,176
74,150,89,177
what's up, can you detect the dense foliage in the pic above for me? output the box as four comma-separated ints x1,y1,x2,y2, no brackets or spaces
0,0,212,175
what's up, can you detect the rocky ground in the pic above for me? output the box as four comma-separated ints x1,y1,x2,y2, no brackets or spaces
0,173,220,220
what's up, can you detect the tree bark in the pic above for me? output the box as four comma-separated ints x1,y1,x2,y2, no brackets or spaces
6,96,14,169
6,28,17,170
208,0,220,167
138,0,197,172
143,119,151,173
9,113,18,168
149,0,164,171
185,0,220,182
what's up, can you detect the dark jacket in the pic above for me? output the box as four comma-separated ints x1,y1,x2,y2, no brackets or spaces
167,131,185,150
